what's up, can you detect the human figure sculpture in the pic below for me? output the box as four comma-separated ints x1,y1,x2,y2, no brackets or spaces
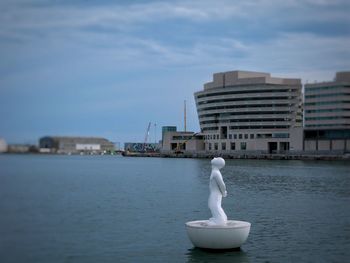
208,157,228,225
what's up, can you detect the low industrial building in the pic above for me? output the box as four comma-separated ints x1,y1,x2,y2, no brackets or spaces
304,71,350,153
39,136,115,154
161,131,205,153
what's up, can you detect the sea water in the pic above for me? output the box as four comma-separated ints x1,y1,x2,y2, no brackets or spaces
0,154,349,262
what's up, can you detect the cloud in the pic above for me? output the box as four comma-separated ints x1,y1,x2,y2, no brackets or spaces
1,0,349,40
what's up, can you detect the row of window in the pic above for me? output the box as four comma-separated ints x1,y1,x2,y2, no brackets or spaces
305,85,350,93
196,88,298,99
304,129,350,139
305,93,350,99
197,103,294,112
204,133,289,140
199,111,292,118
304,101,350,106
305,108,350,113
305,124,350,127
208,142,246,151
202,125,291,131
200,118,291,125
305,116,350,121
198,96,295,105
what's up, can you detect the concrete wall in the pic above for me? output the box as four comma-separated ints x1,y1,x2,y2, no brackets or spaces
332,140,346,151
318,140,330,151
290,128,303,151
304,140,317,151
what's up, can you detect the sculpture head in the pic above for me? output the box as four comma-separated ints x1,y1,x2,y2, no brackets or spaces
211,157,225,170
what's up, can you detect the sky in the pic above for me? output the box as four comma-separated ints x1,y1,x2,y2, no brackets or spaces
0,0,349,145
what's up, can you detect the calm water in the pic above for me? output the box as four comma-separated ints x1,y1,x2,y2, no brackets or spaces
0,155,350,263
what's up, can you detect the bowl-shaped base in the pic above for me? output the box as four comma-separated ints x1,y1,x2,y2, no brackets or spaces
185,220,251,250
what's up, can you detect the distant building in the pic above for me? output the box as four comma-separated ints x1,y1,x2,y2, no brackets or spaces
162,131,204,153
7,144,34,153
0,138,8,153
39,136,115,154
304,71,350,153
124,142,159,152
194,70,303,153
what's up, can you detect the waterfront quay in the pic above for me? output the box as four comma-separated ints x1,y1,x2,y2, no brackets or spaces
123,150,350,160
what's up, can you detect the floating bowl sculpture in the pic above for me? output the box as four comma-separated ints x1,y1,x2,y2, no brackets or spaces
186,220,251,249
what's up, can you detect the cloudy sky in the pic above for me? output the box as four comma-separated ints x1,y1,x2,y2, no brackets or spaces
0,0,349,145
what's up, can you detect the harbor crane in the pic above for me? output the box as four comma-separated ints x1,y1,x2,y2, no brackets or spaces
143,122,152,152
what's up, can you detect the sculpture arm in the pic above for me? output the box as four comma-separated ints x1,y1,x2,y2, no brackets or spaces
214,173,227,197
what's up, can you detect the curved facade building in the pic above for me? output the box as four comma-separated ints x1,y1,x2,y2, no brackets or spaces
194,71,303,153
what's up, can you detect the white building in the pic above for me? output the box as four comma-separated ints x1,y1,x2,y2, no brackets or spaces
304,71,350,153
0,138,8,153
194,70,303,154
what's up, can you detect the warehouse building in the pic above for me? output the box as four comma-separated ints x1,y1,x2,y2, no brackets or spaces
39,136,115,154
194,70,303,154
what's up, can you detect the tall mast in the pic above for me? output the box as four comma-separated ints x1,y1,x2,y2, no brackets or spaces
184,100,187,132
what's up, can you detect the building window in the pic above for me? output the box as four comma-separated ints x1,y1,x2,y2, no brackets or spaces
239,134,242,139
208,143,212,150
217,134,219,140
240,142,246,150
214,143,218,150
229,134,232,139
234,134,237,139
230,142,235,150
250,134,254,139
222,143,226,150
273,133,289,138
244,134,248,139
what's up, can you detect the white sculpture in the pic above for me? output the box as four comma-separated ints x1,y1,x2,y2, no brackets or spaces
186,157,251,250
208,157,228,225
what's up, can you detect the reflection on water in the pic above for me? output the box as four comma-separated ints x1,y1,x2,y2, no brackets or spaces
186,248,249,263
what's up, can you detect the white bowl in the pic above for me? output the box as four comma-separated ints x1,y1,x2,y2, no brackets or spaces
186,220,251,250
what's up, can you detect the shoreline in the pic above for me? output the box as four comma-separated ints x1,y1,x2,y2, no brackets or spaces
123,151,350,160
2,151,349,161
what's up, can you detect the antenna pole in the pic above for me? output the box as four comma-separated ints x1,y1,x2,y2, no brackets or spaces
154,123,157,144
184,100,187,132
